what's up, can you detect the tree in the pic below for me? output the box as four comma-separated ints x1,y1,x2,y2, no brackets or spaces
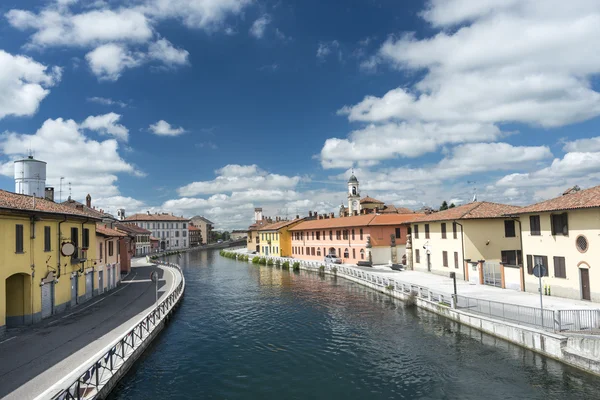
449,203,456,208
440,201,448,211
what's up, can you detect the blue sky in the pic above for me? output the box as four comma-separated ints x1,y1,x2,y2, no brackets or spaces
1,0,600,229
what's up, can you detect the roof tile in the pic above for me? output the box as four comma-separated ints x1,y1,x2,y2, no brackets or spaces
407,202,521,223
513,185,600,214
0,190,102,219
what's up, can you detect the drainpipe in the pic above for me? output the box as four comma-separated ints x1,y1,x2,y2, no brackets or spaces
512,217,525,292
454,221,466,281
58,215,67,278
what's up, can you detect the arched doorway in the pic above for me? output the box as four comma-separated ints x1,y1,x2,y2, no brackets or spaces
328,247,336,256
5,273,32,327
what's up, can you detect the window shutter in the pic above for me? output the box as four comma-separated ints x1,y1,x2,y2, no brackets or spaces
527,255,533,274
550,215,555,235
542,255,549,276
562,213,569,235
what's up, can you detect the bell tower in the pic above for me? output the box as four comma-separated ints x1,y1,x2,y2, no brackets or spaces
348,172,360,215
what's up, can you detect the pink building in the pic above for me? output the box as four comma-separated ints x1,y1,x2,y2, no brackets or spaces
289,213,422,265
95,224,127,295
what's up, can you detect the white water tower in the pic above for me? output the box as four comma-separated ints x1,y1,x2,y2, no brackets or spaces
14,156,47,198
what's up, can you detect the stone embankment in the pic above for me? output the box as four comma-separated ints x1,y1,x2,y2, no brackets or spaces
228,248,600,377
35,261,185,400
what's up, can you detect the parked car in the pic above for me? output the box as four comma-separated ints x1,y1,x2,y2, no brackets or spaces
324,254,342,264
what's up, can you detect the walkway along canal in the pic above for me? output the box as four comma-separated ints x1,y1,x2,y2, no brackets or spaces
108,249,600,399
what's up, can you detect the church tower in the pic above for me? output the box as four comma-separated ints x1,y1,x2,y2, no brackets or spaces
348,173,360,215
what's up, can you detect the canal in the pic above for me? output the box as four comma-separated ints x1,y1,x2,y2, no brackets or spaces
110,250,600,399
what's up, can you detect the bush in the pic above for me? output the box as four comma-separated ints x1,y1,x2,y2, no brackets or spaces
292,262,300,271
252,256,260,264
319,265,325,272
266,258,274,266
385,284,394,290
259,257,267,265
275,259,281,267
282,261,290,269
332,266,338,274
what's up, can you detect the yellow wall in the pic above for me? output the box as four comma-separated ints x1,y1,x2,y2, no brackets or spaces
247,229,260,252
412,221,464,278
463,219,521,262
521,208,600,301
258,222,302,257
0,213,98,329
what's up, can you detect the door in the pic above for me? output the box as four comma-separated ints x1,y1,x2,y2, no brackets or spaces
581,268,591,300
41,282,53,319
99,271,104,294
85,272,93,301
107,267,112,290
71,275,78,307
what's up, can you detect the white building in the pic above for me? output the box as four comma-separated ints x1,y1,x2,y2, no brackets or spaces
14,155,47,198
123,212,190,251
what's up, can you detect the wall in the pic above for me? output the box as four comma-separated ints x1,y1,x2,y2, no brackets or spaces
504,265,522,291
371,245,406,264
0,213,97,331
247,229,260,253
259,231,281,257
291,227,369,264
463,219,521,263
521,208,600,301
412,221,465,278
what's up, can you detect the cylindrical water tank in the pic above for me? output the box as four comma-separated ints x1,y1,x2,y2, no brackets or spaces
14,156,47,198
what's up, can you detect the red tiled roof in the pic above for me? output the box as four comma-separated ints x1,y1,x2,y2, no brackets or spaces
258,218,304,231
406,202,521,223
368,213,425,226
360,196,384,204
124,213,189,222
289,214,376,230
115,223,151,234
96,224,127,237
61,199,115,219
0,189,102,220
150,236,160,241
513,185,600,214
188,225,201,231
248,220,271,231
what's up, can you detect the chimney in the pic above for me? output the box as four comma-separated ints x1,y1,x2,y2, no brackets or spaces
296,214,300,219
309,211,313,217
329,212,334,218
76,204,84,210
147,210,151,215
86,194,91,208
44,187,54,202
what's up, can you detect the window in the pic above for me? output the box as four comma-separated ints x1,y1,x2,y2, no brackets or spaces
414,225,419,239
329,230,333,240
343,230,348,240
99,243,103,261
316,231,320,240
175,231,180,237
71,227,79,248
184,240,186,247
352,229,355,240
83,228,90,249
441,223,446,239
311,247,315,256
176,240,179,246
306,247,310,255
527,255,548,276
501,250,522,266
16,224,24,253
415,249,420,264
344,248,349,258
454,252,459,269
183,231,187,237
336,230,341,240
395,228,401,239
360,249,365,260
353,248,356,258
317,248,321,256
553,256,566,278
551,213,568,236
44,226,51,252
338,248,341,257
504,220,516,237
577,235,588,253
453,222,457,239
360,229,363,240
442,251,448,267
425,224,430,239
109,241,114,257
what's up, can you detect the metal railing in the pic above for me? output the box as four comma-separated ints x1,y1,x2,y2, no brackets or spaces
231,250,600,334
49,262,185,400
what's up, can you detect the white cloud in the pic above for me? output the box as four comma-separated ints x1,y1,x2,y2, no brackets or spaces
0,50,61,120
178,164,301,196
0,117,140,200
249,14,270,39
563,137,600,153
85,43,144,81
81,113,129,141
149,120,186,136
317,40,340,61
148,38,189,66
87,96,128,108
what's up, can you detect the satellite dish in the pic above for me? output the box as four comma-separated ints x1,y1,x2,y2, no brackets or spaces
61,242,76,257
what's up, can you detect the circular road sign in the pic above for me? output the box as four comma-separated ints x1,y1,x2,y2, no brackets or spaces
61,242,76,257
533,264,547,278
150,271,159,283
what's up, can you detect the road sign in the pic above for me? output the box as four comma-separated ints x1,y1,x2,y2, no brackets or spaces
150,271,159,283
532,264,546,278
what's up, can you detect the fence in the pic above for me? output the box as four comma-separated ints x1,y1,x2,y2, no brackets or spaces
49,261,185,400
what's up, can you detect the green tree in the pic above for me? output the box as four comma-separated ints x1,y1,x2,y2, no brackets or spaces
449,203,456,208
440,201,449,211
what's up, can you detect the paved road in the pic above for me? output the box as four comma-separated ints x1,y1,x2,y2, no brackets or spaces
0,263,170,399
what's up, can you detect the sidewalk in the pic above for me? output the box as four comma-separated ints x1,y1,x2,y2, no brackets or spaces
0,259,175,400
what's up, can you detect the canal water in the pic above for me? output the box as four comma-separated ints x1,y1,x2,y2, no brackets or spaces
110,250,600,399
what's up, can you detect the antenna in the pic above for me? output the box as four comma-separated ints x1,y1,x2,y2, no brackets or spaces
467,181,477,202
68,182,72,199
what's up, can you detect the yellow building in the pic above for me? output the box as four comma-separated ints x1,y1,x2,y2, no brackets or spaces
258,218,304,257
0,190,101,335
409,202,522,287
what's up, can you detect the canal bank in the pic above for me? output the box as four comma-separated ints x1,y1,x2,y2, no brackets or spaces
109,249,600,400
230,249,600,378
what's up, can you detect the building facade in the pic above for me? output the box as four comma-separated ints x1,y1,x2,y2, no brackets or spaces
190,216,214,245
258,219,303,257
514,186,600,301
289,213,420,265
124,213,190,251
231,230,247,240
95,224,126,295
189,224,202,247
409,202,522,284
0,190,101,335
115,223,151,257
